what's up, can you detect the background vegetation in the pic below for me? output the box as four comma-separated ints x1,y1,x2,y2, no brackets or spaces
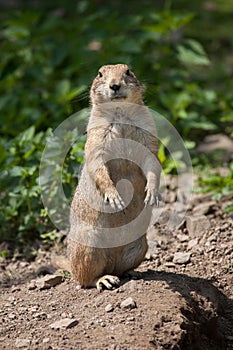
0,0,232,255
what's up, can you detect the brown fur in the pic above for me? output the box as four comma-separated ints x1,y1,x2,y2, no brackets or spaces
54,64,161,291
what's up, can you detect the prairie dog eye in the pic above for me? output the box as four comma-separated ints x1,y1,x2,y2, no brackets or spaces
126,69,131,76
98,71,103,78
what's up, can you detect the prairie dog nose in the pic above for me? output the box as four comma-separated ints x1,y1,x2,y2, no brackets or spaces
110,83,121,91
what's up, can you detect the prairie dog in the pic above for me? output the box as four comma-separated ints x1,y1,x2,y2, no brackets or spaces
59,64,161,291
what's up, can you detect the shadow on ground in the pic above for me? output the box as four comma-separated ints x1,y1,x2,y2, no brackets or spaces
122,269,233,350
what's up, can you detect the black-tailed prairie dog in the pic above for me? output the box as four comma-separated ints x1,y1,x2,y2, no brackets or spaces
58,64,161,291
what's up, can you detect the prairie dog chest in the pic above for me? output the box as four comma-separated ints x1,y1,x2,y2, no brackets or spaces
86,102,157,167
106,121,142,141
105,106,146,142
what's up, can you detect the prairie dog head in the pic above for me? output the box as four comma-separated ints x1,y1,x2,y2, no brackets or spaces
90,64,143,105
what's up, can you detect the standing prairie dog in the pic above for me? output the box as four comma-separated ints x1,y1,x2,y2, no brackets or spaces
58,64,161,291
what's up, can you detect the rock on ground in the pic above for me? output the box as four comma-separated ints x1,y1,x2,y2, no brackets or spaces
120,297,137,310
186,215,210,237
15,339,31,348
49,318,79,330
35,274,63,290
173,252,191,264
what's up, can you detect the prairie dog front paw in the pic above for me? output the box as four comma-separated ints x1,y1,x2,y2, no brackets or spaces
144,187,161,206
104,188,125,210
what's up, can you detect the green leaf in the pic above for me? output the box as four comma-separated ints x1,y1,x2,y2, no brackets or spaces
177,39,210,66
66,86,87,100
55,79,71,102
3,25,30,39
0,143,7,164
184,140,196,149
118,38,141,53
221,113,233,122
19,126,36,145
10,166,25,177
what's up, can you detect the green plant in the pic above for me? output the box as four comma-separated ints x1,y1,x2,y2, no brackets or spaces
0,250,9,259
0,1,232,249
195,162,233,204
0,125,85,245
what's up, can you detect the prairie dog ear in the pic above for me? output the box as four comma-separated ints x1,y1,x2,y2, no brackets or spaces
125,68,134,77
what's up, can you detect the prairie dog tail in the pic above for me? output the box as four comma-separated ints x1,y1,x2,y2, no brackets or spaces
51,254,71,272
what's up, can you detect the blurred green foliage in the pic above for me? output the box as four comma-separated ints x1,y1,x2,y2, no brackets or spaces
0,0,232,249
0,125,85,245
195,161,233,200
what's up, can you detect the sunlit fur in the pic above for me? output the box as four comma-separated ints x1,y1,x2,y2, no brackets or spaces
54,64,161,291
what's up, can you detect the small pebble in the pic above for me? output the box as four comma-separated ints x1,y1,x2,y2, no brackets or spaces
50,318,78,330
105,304,114,313
15,338,31,348
173,252,191,265
120,297,137,310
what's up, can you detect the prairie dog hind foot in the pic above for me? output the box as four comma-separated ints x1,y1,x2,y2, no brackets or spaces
96,275,121,292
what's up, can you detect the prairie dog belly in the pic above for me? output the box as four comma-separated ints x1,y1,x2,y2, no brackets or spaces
69,158,152,249
108,159,146,203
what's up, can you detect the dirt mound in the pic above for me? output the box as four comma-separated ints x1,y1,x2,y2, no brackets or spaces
0,186,233,349
1,268,233,349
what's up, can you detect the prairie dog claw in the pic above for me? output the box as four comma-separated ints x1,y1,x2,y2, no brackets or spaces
96,275,120,292
104,190,125,210
144,189,161,207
